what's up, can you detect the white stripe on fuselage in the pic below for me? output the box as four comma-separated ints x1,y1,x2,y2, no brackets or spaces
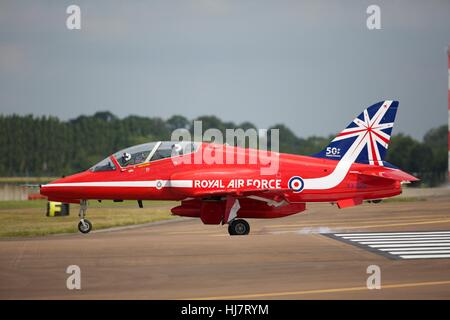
44,180,193,188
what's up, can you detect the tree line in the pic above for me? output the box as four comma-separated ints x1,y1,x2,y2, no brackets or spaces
0,112,447,186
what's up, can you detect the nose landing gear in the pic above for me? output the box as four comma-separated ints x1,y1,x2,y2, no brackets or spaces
228,219,250,236
78,200,92,234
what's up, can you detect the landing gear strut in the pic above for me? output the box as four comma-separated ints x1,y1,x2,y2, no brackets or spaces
228,219,250,236
78,200,92,234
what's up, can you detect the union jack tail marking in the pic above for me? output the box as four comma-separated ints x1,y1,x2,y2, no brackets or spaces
313,100,399,166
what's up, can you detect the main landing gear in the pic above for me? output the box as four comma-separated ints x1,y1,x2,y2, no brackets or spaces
78,199,92,234
228,219,250,236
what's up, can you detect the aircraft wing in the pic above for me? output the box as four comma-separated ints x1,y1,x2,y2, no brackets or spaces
356,167,419,182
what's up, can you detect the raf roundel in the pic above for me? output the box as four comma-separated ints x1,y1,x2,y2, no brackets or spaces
288,176,304,193
156,180,164,190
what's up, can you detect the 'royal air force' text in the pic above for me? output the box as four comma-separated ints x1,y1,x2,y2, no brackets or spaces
194,179,281,189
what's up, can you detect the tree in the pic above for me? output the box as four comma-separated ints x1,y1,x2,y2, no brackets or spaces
166,115,190,132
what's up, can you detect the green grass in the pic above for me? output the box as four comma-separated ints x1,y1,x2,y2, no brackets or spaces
0,199,48,209
0,200,179,237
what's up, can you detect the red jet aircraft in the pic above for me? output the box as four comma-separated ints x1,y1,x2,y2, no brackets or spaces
40,101,418,235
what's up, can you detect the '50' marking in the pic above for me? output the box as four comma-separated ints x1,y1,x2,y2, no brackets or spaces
326,147,341,157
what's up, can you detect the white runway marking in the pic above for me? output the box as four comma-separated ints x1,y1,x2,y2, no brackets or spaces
379,247,450,251
370,243,450,248
327,231,450,260
342,235,450,240
335,231,450,236
361,240,450,245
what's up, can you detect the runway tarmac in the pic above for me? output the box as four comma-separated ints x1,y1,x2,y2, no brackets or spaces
1,192,450,299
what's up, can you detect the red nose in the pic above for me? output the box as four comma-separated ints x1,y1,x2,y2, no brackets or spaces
40,171,92,202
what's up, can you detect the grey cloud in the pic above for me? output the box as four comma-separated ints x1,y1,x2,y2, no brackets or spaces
0,0,448,140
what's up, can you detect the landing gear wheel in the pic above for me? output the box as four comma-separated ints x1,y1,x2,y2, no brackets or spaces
372,199,382,204
77,199,91,234
228,219,250,236
78,219,92,234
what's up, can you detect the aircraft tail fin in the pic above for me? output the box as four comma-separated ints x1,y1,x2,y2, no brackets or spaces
313,100,399,166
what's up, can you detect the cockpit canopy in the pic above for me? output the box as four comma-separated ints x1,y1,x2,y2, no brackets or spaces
90,141,199,172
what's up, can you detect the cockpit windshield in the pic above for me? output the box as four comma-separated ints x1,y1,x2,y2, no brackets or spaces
113,142,157,167
90,141,200,171
90,157,116,172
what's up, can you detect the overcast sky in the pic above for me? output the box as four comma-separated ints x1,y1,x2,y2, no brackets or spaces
0,0,449,140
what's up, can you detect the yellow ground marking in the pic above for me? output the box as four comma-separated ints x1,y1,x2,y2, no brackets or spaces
186,279,450,300
269,219,433,229
269,219,450,233
270,215,450,228
332,218,450,230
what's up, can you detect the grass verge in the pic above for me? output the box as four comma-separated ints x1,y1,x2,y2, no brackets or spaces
0,200,178,238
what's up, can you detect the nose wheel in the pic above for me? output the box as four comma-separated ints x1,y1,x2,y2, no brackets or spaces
78,219,92,233
78,200,92,234
228,219,250,236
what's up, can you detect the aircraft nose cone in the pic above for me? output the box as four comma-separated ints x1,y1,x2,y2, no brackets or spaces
39,170,93,200
40,182,54,197
40,176,71,197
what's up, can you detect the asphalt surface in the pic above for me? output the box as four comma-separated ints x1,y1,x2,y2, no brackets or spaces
1,192,450,299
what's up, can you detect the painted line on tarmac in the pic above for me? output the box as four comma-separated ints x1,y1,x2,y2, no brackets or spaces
337,230,450,236
185,279,450,300
269,215,450,228
270,219,450,234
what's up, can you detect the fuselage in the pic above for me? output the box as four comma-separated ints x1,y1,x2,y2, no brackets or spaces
40,142,401,204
